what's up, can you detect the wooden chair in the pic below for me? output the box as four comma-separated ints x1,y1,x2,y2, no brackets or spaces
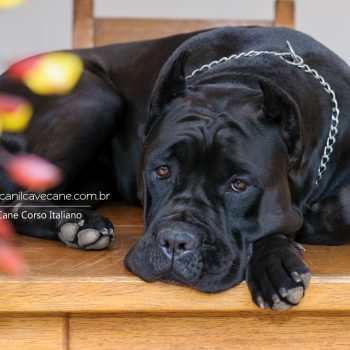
73,0,295,48
4,3,350,349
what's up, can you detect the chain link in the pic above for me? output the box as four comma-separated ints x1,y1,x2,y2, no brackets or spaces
185,41,340,186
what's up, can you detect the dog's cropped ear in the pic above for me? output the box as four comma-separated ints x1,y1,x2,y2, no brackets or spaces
137,173,153,226
144,51,190,137
259,80,303,163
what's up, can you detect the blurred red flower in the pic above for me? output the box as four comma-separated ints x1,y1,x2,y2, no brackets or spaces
7,153,62,191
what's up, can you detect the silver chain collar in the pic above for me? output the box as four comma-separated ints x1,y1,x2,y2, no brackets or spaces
185,41,340,186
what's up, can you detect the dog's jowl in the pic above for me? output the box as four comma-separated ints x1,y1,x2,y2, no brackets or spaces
2,27,350,310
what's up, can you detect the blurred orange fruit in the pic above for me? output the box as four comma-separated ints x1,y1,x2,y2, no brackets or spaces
0,0,24,9
8,52,83,95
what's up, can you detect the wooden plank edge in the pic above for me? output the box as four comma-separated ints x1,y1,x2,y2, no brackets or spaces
0,276,349,313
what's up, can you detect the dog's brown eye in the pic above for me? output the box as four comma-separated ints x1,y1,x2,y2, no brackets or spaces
231,180,248,192
155,166,170,179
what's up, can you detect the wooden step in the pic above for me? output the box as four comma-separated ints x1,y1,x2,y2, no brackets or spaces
1,202,350,350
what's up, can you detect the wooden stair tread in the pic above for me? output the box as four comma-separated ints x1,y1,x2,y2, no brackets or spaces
0,202,350,313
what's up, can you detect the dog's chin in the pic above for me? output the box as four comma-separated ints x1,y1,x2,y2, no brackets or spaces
125,254,245,293
157,270,245,293
158,276,241,293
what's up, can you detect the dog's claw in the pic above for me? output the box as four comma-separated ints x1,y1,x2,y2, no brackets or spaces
291,271,302,283
279,287,288,298
100,228,109,235
257,295,265,309
301,272,312,288
293,241,306,252
109,228,115,240
272,294,280,304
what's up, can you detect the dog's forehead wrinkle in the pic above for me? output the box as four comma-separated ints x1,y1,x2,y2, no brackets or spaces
175,113,214,128
163,98,265,153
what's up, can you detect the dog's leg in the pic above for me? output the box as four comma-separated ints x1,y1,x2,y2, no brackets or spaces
296,184,350,245
246,234,311,311
6,200,115,250
0,70,125,249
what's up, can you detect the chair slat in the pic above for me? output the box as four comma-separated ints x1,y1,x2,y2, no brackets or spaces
73,1,295,48
94,18,273,46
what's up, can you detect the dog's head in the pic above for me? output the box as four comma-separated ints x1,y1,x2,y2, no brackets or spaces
125,51,304,292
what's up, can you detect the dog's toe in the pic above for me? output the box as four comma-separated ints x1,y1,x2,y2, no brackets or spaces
58,223,79,242
271,297,291,311
285,286,304,304
85,235,111,250
77,229,100,246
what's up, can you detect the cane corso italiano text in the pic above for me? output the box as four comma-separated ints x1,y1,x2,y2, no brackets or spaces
1,27,350,310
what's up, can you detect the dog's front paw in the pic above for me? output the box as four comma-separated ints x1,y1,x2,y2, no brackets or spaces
246,235,311,311
57,211,115,250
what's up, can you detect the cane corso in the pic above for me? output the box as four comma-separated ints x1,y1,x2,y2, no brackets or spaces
1,26,350,310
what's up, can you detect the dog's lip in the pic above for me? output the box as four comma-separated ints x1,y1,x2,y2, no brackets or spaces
158,269,241,293
158,270,192,287
158,277,186,286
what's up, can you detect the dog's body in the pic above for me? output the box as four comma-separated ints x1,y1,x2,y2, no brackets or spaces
2,26,350,310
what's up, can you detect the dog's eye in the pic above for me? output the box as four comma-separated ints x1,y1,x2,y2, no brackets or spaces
231,179,248,192
155,166,170,179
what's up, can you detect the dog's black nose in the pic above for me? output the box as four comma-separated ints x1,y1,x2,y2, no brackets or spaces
157,229,198,258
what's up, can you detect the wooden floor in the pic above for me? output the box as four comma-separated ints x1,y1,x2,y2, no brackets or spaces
1,203,350,349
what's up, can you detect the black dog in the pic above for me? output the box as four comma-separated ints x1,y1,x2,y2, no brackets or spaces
1,26,350,311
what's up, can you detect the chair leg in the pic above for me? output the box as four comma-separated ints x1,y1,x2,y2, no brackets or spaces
275,0,295,28
73,0,94,49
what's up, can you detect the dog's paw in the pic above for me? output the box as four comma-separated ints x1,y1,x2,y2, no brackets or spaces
246,237,311,311
57,211,115,250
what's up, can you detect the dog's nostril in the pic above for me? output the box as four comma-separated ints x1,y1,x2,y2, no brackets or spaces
178,242,186,251
160,240,170,249
157,229,198,258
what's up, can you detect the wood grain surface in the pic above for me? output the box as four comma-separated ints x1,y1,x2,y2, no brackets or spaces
0,315,65,350
69,313,350,350
0,202,349,350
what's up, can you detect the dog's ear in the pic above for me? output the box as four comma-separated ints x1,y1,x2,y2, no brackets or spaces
144,51,190,136
137,172,152,226
259,80,302,163
249,81,304,240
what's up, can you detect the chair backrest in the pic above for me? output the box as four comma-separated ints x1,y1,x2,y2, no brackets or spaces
73,0,295,48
